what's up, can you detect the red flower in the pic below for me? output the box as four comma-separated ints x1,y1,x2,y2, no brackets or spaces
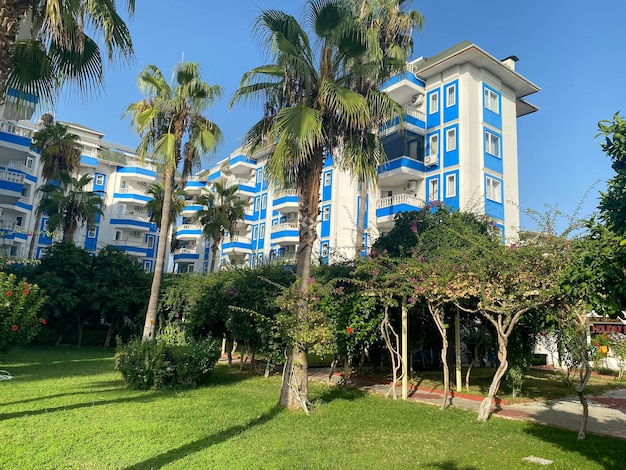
347,326,353,335
595,342,599,347
41,319,47,325
23,289,29,295
11,325,18,331
6,291,12,296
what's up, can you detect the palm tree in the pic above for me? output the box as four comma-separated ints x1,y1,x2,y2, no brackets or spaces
195,180,248,273
231,0,401,410
346,0,424,257
0,0,135,106
37,172,104,242
125,62,222,342
145,182,185,230
28,118,82,258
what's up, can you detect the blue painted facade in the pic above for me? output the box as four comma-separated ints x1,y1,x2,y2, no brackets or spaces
483,83,502,130
426,88,441,128
443,80,459,123
443,124,459,167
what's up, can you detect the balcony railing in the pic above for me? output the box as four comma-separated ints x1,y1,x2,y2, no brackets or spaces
273,189,298,199
271,222,299,232
117,186,150,195
115,213,150,223
405,104,426,121
376,193,423,209
0,119,33,138
174,247,197,255
0,170,24,184
178,223,202,231
7,161,33,175
226,178,252,189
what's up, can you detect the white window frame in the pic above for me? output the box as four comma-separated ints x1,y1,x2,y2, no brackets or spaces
484,87,499,114
259,223,265,239
120,179,128,189
485,131,501,157
321,242,329,258
261,194,267,210
324,171,331,186
429,178,439,201
95,174,105,186
115,230,123,241
429,91,439,114
15,216,23,227
147,235,155,248
446,128,456,152
446,84,456,107
446,174,456,198
87,227,97,238
252,225,258,240
118,203,127,215
486,176,502,203
429,133,439,156
254,197,260,212
322,206,330,221
25,157,34,169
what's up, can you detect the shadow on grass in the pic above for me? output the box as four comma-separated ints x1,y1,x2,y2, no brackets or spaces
0,358,115,383
312,384,368,404
122,405,283,470
524,422,625,470
0,387,127,406
0,391,160,421
424,461,478,470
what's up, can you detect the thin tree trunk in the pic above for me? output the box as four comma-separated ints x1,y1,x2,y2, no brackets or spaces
142,171,174,342
380,304,402,399
478,329,508,421
428,303,450,410
28,211,43,259
77,321,84,348
575,314,592,440
465,327,485,391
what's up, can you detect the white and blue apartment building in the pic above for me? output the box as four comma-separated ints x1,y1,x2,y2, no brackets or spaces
0,41,538,272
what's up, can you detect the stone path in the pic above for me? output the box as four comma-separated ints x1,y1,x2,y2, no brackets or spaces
308,368,626,440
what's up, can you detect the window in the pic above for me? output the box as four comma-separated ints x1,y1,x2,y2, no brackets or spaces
43,219,49,231
115,230,122,241
429,179,439,201
87,227,96,238
26,157,33,169
324,171,331,186
252,225,258,240
321,242,329,257
485,131,501,157
446,128,456,152
429,134,439,156
486,176,502,203
381,190,392,198
147,235,155,248
118,203,127,215
188,265,194,273
446,174,456,198
429,91,439,114
256,168,262,183
484,87,499,113
259,223,265,239
261,194,267,210
254,197,260,212
120,179,127,189
446,84,456,107
21,185,29,198
95,174,105,186
15,216,23,227
322,206,330,221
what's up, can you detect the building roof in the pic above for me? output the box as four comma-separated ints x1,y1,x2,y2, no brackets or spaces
413,41,541,99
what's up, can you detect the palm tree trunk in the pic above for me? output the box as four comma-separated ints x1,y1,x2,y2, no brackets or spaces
142,170,174,342
209,243,219,272
28,210,43,259
354,179,368,259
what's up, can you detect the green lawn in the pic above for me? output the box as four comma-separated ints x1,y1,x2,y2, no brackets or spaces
1,348,624,469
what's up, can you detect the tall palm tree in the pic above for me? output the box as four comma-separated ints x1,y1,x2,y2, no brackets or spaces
0,0,135,106
195,180,248,273
28,118,82,258
231,0,400,410
125,62,222,342
37,172,104,242
346,0,424,257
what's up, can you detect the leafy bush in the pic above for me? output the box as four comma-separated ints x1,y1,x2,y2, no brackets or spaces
114,325,220,390
0,272,46,352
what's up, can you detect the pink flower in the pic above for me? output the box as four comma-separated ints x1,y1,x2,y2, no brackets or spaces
11,325,18,332
6,291,12,297
41,319,47,325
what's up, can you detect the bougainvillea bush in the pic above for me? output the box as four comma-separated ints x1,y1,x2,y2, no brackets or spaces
0,272,45,352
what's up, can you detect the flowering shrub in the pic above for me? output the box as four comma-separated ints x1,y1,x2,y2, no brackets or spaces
114,324,220,390
0,272,45,352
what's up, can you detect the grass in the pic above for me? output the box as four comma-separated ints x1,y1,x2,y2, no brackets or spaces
1,348,624,470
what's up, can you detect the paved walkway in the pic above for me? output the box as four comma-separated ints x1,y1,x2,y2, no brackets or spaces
308,368,626,440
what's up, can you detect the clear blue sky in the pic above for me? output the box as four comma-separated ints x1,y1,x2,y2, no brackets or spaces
50,0,624,231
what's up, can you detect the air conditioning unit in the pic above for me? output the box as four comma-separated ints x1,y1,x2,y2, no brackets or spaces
140,181,149,187
137,206,146,213
405,180,418,191
411,93,424,106
132,231,142,237
424,154,439,167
